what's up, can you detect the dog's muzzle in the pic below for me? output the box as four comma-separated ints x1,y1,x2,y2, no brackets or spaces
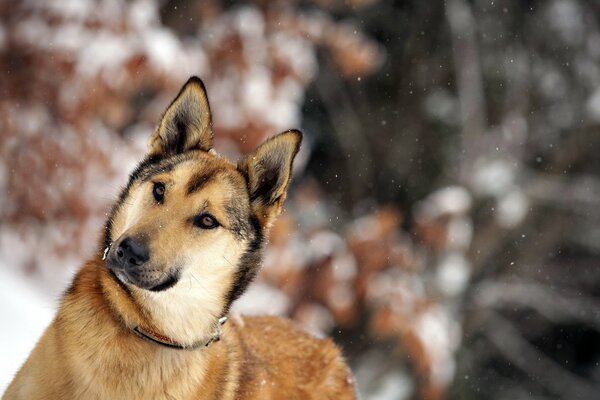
104,236,179,292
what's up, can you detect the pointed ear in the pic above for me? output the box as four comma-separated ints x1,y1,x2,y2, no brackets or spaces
147,76,213,158
238,130,302,223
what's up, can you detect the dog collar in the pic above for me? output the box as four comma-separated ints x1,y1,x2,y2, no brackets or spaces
131,316,228,350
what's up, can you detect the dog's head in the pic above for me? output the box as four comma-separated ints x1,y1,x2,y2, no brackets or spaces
104,77,301,315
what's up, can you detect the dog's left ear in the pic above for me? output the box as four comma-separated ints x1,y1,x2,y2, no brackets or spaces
148,76,213,158
238,130,302,225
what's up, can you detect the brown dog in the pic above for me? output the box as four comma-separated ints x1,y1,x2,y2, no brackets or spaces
4,77,356,400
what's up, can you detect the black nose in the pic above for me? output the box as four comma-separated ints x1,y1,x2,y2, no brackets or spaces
116,237,149,269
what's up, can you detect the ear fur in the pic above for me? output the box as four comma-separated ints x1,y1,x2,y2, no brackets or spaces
238,130,302,223
148,76,213,158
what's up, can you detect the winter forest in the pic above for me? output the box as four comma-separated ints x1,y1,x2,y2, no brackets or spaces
1,0,599,399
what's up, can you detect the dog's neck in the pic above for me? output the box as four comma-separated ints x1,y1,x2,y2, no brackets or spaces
129,286,222,347
98,261,227,349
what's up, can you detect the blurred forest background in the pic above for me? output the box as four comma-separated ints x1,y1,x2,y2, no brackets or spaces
1,0,600,399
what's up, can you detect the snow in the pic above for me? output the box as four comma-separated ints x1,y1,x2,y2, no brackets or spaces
268,78,304,128
0,268,56,393
423,89,458,124
77,33,132,77
128,0,156,30
539,67,568,100
472,159,516,197
142,29,185,73
308,231,345,260
271,32,317,83
209,77,246,130
353,350,414,400
446,217,473,251
368,370,412,400
348,215,381,241
243,67,273,115
546,0,584,45
497,189,529,228
332,252,358,281
436,252,471,297
235,6,265,40
413,306,460,386
32,0,94,21
418,186,472,220
586,87,600,122
294,304,334,337
233,282,290,316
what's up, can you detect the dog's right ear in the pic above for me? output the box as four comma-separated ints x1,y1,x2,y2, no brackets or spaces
147,77,213,159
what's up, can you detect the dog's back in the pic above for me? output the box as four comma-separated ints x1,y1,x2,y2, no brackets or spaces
230,316,355,399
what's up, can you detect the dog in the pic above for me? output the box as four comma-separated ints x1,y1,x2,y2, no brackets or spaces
4,77,356,399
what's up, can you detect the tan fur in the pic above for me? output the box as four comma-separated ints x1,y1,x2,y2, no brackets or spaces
3,77,356,399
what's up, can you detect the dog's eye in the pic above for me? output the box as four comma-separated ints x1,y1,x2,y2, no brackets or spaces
193,214,219,229
152,182,166,203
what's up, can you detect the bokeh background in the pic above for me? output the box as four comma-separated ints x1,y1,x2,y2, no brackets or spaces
1,0,600,398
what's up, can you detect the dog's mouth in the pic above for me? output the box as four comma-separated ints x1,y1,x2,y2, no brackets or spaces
107,260,180,292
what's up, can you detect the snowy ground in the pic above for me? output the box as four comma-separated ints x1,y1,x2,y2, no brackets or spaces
0,268,56,393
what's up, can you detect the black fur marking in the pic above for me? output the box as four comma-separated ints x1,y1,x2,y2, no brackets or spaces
224,214,264,311
186,169,216,195
172,116,188,156
139,157,184,183
225,202,252,240
148,271,180,292
249,163,280,205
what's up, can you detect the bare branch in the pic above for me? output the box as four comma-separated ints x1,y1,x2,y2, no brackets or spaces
315,58,373,202
523,170,600,216
475,281,600,331
445,0,487,180
484,312,599,399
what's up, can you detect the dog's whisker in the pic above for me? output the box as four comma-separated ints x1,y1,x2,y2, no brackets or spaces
189,271,208,291
222,255,236,268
